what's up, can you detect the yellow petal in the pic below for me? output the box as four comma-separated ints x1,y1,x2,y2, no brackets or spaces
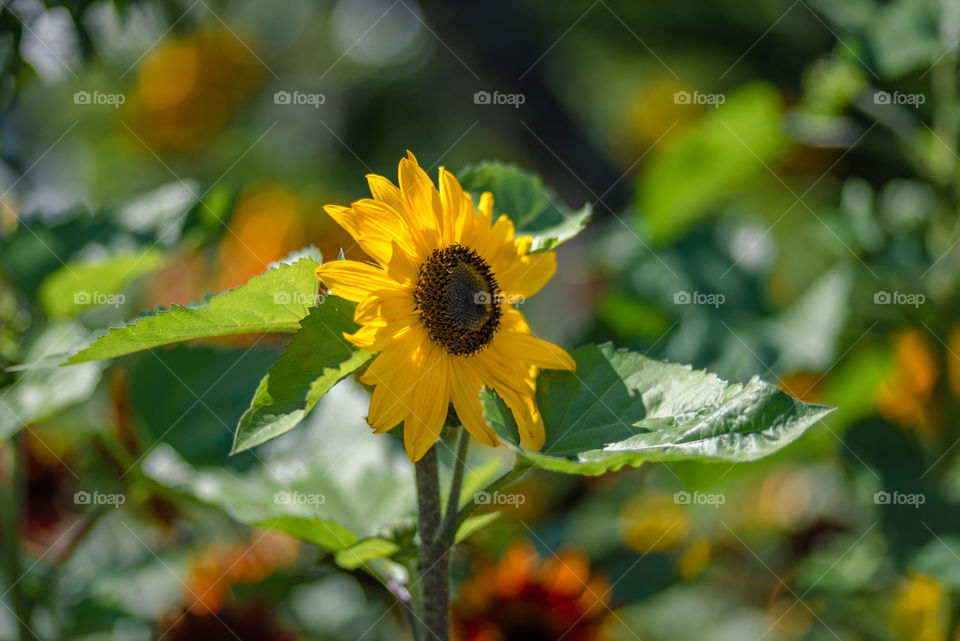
449,358,499,447
315,261,401,302
495,328,575,372
354,289,416,326
496,250,557,300
404,345,450,461
439,167,475,245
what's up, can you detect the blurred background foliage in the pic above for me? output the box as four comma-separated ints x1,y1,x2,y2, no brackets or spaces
1,0,959,639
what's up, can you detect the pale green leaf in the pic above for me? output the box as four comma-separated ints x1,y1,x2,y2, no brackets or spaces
334,538,399,570
484,344,833,475
39,250,167,319
637,84,786,243
455,511,500,544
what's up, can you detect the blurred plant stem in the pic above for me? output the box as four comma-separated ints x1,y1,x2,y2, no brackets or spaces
415,445,449,640
0,435,39,641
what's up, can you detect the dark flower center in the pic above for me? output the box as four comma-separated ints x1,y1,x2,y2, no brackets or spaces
414,243,501,355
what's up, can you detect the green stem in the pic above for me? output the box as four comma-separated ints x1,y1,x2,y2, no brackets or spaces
1,435,39,641
414,445,449,641
437,429,470,543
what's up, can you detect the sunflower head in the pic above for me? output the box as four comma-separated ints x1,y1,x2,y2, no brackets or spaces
314,152,575,461
453,540,611,641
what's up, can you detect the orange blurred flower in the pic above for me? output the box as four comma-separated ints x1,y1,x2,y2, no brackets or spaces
875,329,940,432
453,539,611,641
215,185,305,290
184,529,299,614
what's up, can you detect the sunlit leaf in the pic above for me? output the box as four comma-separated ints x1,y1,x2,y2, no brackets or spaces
65,256,321,364
484,343,833,475
232,297,373,454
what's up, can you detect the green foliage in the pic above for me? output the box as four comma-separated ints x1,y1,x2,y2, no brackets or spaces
636,84,786,243
0,323,106,440
484,344,833,475
458,163,591,251
232,297,373,454
65,255,321,364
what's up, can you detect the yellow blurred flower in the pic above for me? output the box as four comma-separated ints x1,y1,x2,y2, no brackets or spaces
889,574,949,641
677,537,711,580
618,492,688,553
875,329,940,433
127,30,261,150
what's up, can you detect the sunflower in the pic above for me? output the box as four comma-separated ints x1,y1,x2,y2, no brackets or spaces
314,152,575,461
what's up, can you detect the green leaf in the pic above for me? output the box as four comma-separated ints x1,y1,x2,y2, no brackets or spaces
484,344,833,475
458,163,591,252
65,256,321,364
232,297,373,454
0,323,106,441
38,250,167,319
637,84,787,243
334,538,399,570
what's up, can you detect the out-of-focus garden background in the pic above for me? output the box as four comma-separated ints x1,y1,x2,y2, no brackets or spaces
0,0,958,639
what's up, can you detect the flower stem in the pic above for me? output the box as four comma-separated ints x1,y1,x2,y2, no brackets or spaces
414,445,449,641
437,429,470,544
